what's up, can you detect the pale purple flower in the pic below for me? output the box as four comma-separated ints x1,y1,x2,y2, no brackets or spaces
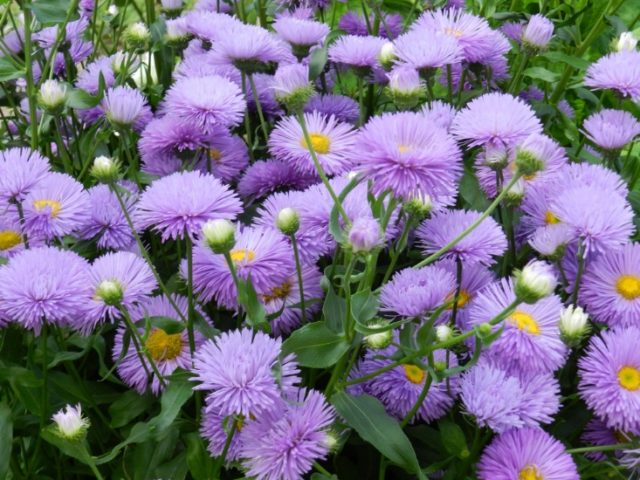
583,109,640,151
584,50,640,98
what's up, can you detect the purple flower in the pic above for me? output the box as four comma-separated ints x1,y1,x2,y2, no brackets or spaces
86,251,157,334
417,209,507,265
273,17,329,49
451,92,542,148
191,226,294,309
101,86,152,132
581,244,640,328
191,329,300,417
467,278,567,375
113,294,206,394
355,111,463,200
579,327,640,433
338,12,402,39
304,94,359,124
269,112,357,176
239,389,335,480
581,419,622,462
584,50,640,98
0,207,32,258
77,184,136,251
0,148,50,204
271,63,313,103
521,14,554,49
237,160,316,201
200,406,245,462
380,265,456,317
162,75,246,131
478,428,579,480
184,10,241,43
394,29,463,72
328,35,385,71
23,172,89,240
460,360,560,433
419,100,457,132
348,217,383,253
583,109,640,151
0,247,91,333
135,171,242,241
500,21,524,43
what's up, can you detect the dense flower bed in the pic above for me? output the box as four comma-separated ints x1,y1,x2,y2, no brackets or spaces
0,0,639,478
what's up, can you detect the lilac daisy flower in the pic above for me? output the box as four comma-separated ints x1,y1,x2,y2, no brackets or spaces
0,247,91,333
304,94,360,124
0,148,50,204
75,56,117,123
191,329,300,417
101,86,152,132
269,112,357,176
184,10,240,43
394,29,463,73
581,419,624,462
355,111,463,200
173,54,242,82
273,17,329,53
451,92,542,148
162,75,246,131
0,207,31,258
77,184,136,251
23,172,89,240
380,265,456,318
460,360,560,433
86,251,157,334
417,209,507,265
239,389,335,480
583,109,640,151
419,100,457,132
500,21,524,43
191,226,294,309
200,405,245,461
521,14,554,50
584,50,640,98
478,428,579,480
579,327,640,433
113,294,207,394
328,35,385,72
468,278,567,375
581,244,640,328
135,171,242,241
237,160,317,201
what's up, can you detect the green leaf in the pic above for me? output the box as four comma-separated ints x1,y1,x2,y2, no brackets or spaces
109,391,156,428
65,87,102,109
149,372,193,435
458,167,489,211
30,0,76,24
185,432,216,480
323,285,346,334
308,47,328,81
0,403,12,479
523,67,560,83
542,51,590,70
438,419,469,459
0,57,25,82
239,276,268,331
331,392,422,475
41,426,94,465
95,422,152,465
282,322,350,368
146,316,185,334
329,177,360,243
350,290,379,324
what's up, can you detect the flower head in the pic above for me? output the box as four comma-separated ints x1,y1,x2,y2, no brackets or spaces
521,14,554,51
583,109,640,151
328,35,385,72
51,404,90,440
559,305,590,347
394,29,463,73
237,160,316,201
381,266,455,317
514,260,558,303
101,86,152,131
348,217,383,253
304,94,359,124
584,50,640,98
0,148,50,203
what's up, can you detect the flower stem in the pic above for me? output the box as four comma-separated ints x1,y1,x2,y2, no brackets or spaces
185,237,197,360
213,417,238,477
22,5,38,149
290,235,306,323
247,73,270,143
567,443,633,454
400,354,433,427
571,241,585,306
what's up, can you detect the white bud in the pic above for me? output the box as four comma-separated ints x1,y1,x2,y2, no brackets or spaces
504,177,526,205
107,4,118,15
614,32,637,52
484,144,510,169
436,325,454,343
323,431,340,452
514,260,557,303
276,207,300,235
202,219,236,254
52,404,90,440
378,42,396,69
127,22,150,41
90,155,120,182
38,80,67,111
363,321,392,349
559,305,589,347
404,192,432,219
96,279,124,306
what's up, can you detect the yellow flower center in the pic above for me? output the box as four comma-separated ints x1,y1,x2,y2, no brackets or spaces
544,211,560,225
444,27,464,38
397,144,413,154
519,465,544,480
445,289,471,309
230,248,256,264
509,310,540,335
301,133,331,154
404,364,425,384
0,230,22,251
33,199,61,218
262,281,292,303
616,275,640,300
208,148,222,163
145,329,183,361
618,366,640,391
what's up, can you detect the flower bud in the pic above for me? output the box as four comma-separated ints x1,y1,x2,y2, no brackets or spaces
107,4,118,16
514,134,548,177
388,66,422,110
477,323,492,336
161,0,183,15
52,404,90,440
165,18,190,47
95,279,124,306
559,305,590,347
124,22,150,50
403,192,432,220
436,324,454,343
272,64,314,113
484,143,509,170
514,260,557,303
378,42,396,70
202,219,236,254
363,320,392,349
276,207,300,236
613,32,637,52
503,177,525,207
38,79,67,113
323,430,340,453
521,14,554,53
348,217,383,254
90,155,120,183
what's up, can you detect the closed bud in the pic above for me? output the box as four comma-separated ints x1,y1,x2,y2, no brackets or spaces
202,219,236,254
90,155,120,183
124,22,150,50
378,42,396,70
613,32,637,52
504,177,525,207
514,260,557,303
477,323,492,336
388,66,422,110
363,320,393,349
559,305,590,347
52,404,90,441
323,430,340,453
95,279,124,306
404,192,432,220
484,144,509,170
435,324,454,343
38,80,67,113
276,207,300,235
107,4,118,16
348,217,383,254
161,0,183,16
521,14,554,53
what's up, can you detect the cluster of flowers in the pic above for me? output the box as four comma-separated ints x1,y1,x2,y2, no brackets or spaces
2,0,640,478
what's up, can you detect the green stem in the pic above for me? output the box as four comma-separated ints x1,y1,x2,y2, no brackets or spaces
415,174,522,268
223,252,244,325
290,235,306,323
508,51,530,94
213,417,238,477
41,323,49,429
381,216,412,284
567,443,633,454
248,73,270,143
571,241,585,306
297,112,351,226
22,5,38,149
14,200,30,248
400,367,433,427
314,461,332,476
446,64,453,103
185,237,197,359
256,0,267,26
240,72,254,161
86,459,105,480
